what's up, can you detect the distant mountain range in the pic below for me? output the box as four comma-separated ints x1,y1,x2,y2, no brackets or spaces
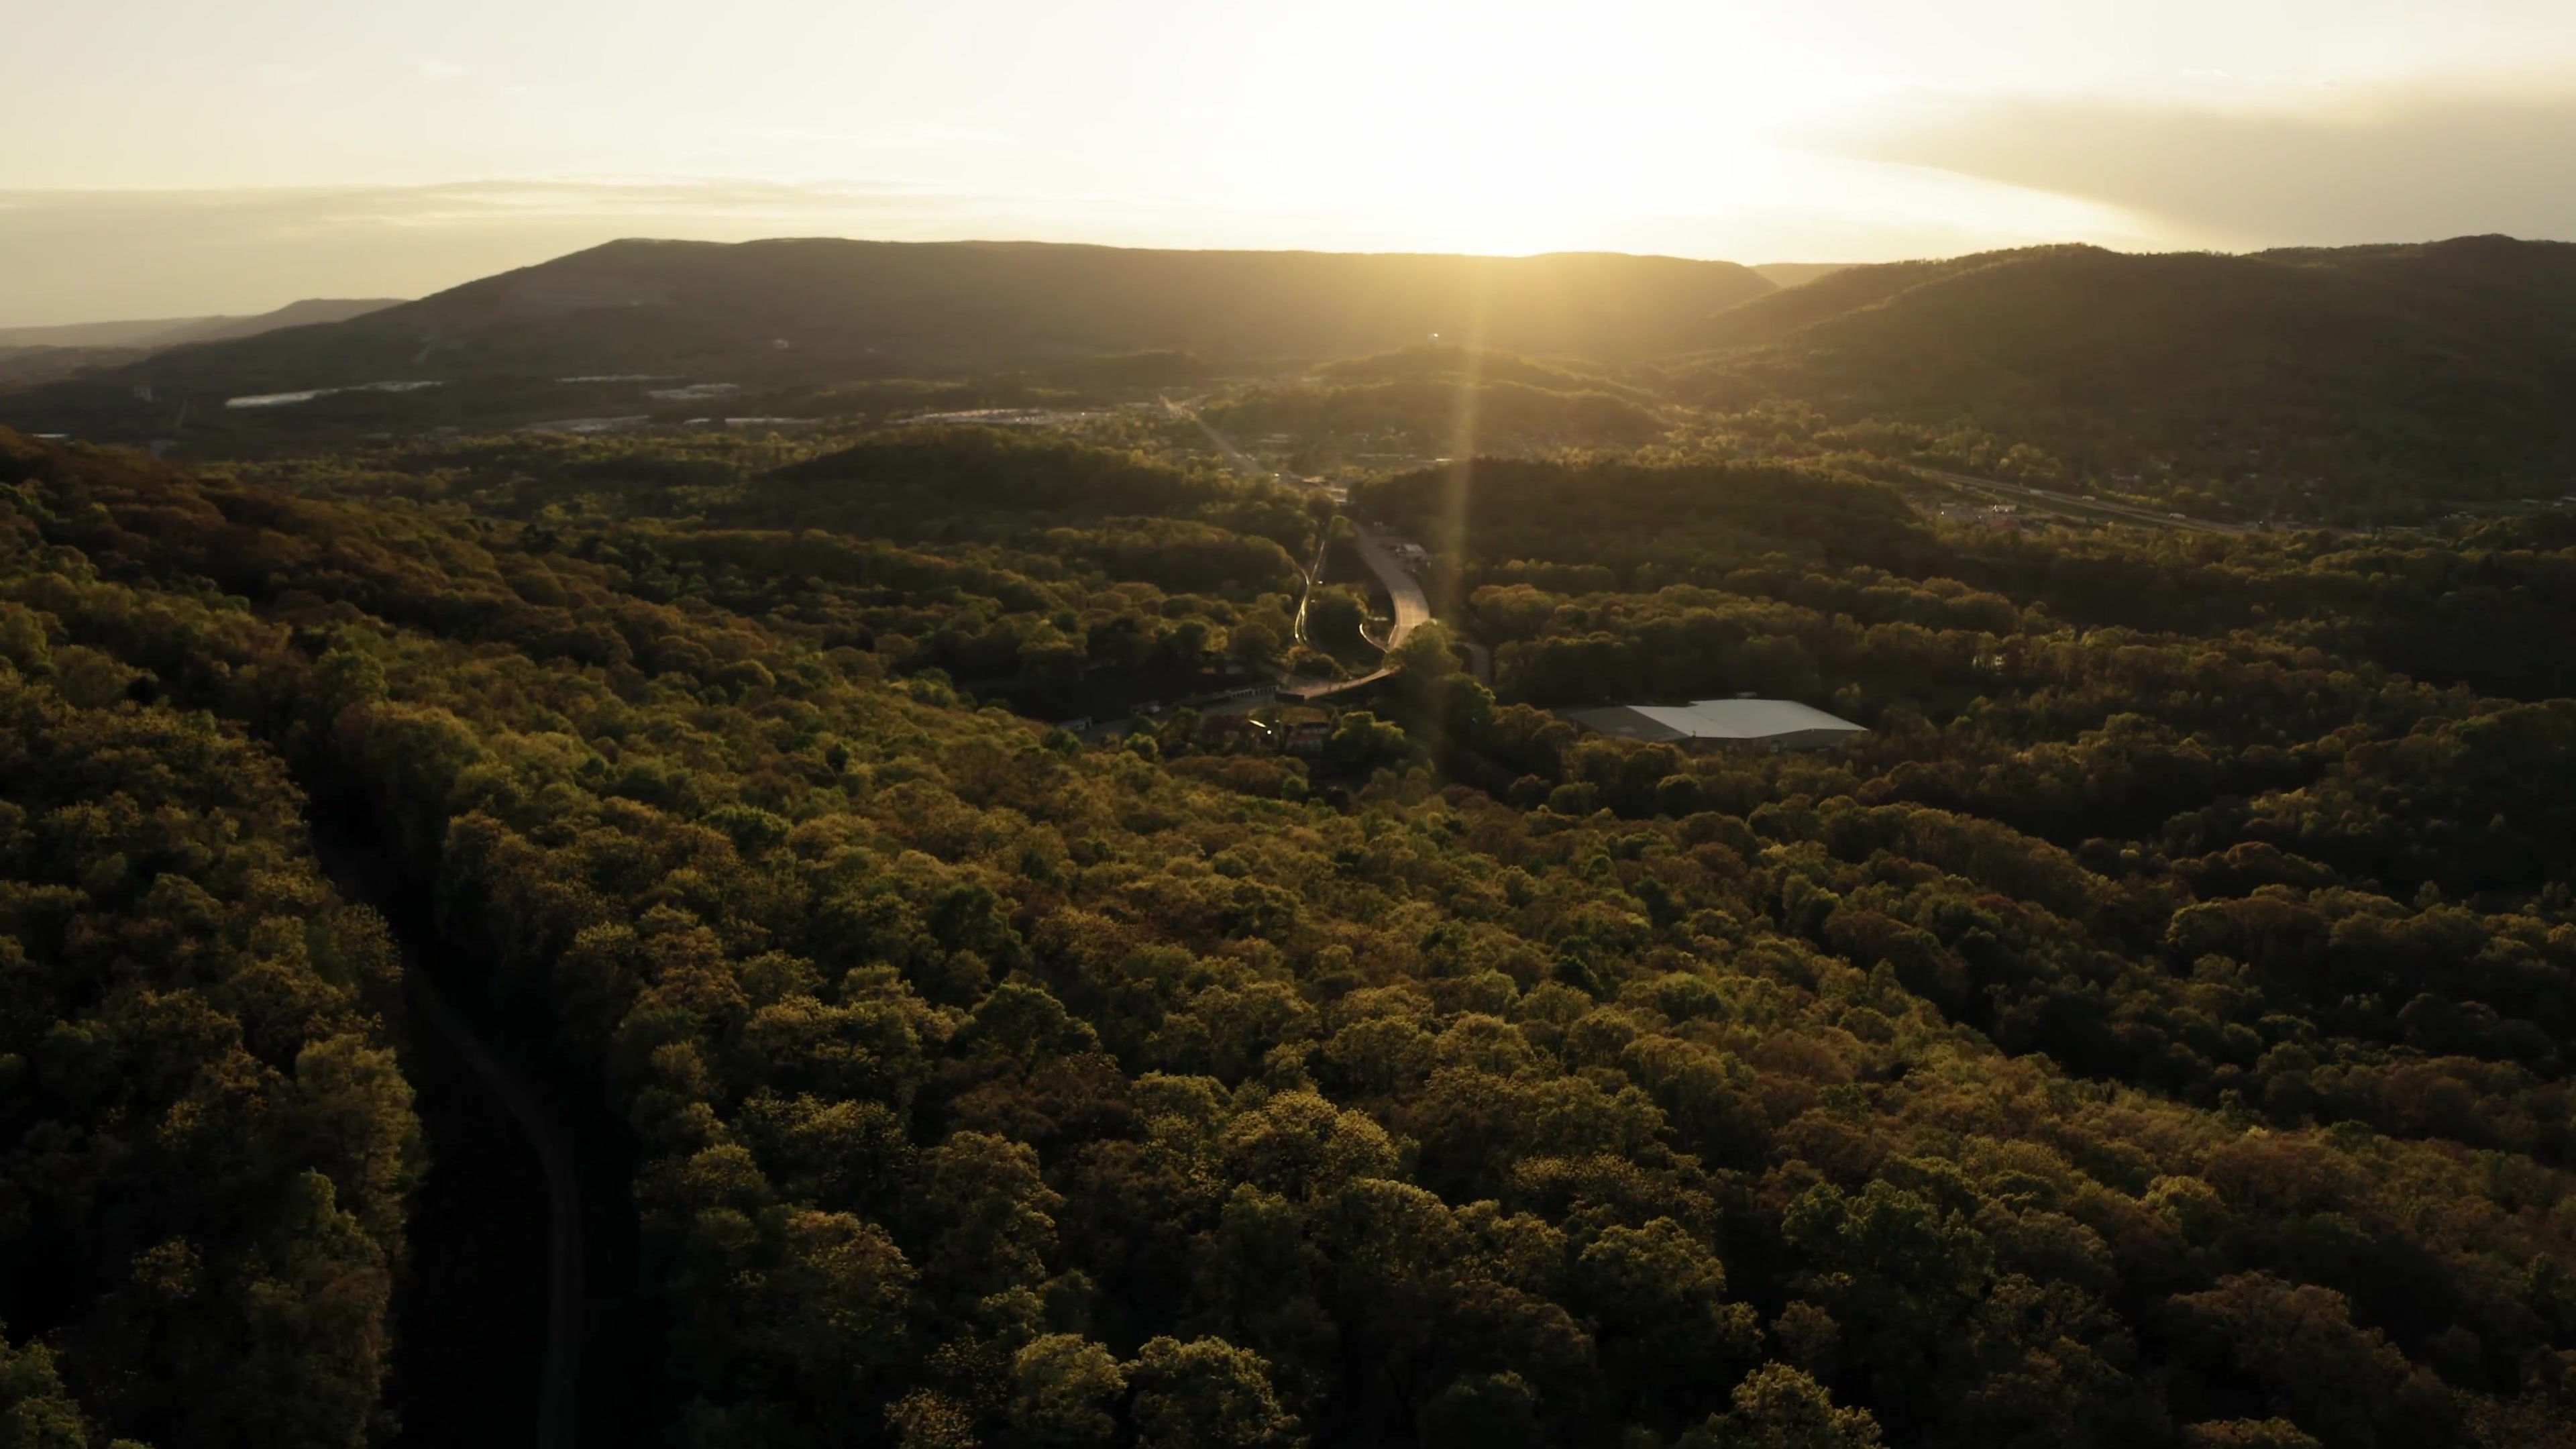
0,298,405,352
0,299,406,386
1748,262,1855,290
4,234,2571,504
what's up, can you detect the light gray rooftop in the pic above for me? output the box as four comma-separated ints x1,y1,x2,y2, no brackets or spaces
1562,698,1866,743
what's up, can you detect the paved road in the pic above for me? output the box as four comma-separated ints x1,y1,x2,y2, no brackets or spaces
1352,527,1432,653
407,953,585,1449
1281,529,1438,701
1919,468,2252,536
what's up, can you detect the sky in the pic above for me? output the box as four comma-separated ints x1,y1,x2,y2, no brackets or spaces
7,0,2575,325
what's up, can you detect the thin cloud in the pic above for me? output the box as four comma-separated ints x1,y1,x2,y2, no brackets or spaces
912,127,1020,146
1817,87,2576,246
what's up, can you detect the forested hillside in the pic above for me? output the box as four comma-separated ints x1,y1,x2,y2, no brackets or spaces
6,420,2576,1449
1358,455,2576,702
1204,345,1673,461
0,441,421,1447
1669,237,2576,511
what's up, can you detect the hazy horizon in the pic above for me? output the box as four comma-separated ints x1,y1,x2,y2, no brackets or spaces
9,0,2576,325
7,196,2571,334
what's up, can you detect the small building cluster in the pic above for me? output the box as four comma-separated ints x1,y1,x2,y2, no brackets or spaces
1927,500,2021,531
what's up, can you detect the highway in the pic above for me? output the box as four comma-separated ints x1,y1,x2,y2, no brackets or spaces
1918,468,2253,536
1170,396,1265,477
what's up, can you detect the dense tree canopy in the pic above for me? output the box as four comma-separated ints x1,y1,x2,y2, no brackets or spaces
0,454,420,1446
5,422,2576,1449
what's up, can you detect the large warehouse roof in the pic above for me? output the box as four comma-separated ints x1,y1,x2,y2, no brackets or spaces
1560,698,1866,747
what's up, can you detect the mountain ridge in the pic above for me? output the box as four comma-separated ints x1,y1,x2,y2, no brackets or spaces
83,237,1781,395
1674,234,2576,500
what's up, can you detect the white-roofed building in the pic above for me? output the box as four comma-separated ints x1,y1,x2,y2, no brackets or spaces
1560,698,1866,751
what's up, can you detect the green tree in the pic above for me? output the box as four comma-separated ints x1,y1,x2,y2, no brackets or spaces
1320,711,1412,774
1418,1372,1541,1449
0,1328,97,1449
1008,1334,1127,1449
1128,1338,1303,1449
1680,1364,1882,1449
1573,1217,1761,1421
1390,621,1460,680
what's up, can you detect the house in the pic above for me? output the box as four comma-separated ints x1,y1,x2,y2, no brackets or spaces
1559,698,1866,751
1272,706,1331,757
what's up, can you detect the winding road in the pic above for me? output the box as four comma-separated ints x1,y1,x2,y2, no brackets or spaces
1279,527,1436,701
404,948,585,1449
1351,528,1432,653
1171,397,1489,696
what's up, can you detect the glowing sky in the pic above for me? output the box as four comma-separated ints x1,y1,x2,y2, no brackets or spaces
8,0,2575,323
